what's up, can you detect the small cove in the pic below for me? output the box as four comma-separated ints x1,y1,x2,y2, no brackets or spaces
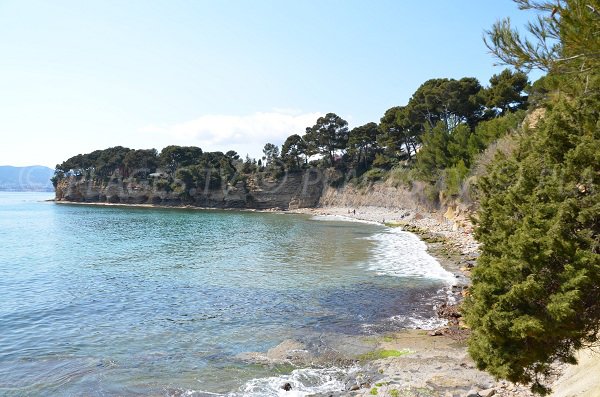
0,192,454,396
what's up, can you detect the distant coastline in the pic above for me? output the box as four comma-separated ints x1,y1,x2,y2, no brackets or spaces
0,188,54,192
0,165,54,192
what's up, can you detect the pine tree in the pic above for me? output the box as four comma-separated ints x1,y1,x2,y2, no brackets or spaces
464,1,600,394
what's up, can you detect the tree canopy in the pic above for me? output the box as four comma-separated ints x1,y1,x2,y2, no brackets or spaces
304,113,349,165
485,69,529,114
281,134,307,170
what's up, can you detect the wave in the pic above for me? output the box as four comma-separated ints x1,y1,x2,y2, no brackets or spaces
229,366,359,397
172,367,359,397
363,228,456,284
310,214,457,284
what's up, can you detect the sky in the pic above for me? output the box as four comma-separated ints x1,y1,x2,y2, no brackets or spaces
0,0,543,168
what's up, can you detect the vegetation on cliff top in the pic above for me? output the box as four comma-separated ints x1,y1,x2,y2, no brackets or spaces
53,66,530,204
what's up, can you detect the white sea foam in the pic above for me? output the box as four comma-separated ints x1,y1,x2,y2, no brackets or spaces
389,314,448,330
363,228,456,284
311,215,457,284
229,366,359,397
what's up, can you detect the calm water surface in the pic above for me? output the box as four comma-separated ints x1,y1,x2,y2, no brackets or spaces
0,192,453,396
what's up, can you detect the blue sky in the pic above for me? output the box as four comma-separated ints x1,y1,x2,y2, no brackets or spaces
0,1,542,167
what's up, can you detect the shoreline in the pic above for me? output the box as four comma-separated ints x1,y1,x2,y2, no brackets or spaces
53,200,476,252
55,199,493,395
291,205,478,288
52,199,554,396
52,199,289,213
54,200,475,286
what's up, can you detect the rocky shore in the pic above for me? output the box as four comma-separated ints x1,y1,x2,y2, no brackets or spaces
51,200,598,396
287,205,553,397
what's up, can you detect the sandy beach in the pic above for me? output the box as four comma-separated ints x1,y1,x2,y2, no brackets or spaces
290,205,479,256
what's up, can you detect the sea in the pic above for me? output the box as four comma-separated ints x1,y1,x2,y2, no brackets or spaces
0,192,456,396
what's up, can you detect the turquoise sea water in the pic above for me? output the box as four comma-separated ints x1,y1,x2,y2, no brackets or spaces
0,192,454,396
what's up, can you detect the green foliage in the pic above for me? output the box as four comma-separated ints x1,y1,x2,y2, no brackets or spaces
55,44,530,212
304,113,349,165
372,152,392,169
465,3,600,393
378,106,419,161
447,124,473,167
225,150,240,160
262,143,280,166
54,145,243,200
444,160,469,197
154,178,171,192
362,168,387,183
123,149,159,178
388,166,419,188
242,155,258,174
484,68,529,114
281,134,307,170
409,77,484,130
159,145,203,172
485,0,600,76
348,122,379,168
416,122,451,178
472,110,525,149
56,146,132,178
465,91,600,393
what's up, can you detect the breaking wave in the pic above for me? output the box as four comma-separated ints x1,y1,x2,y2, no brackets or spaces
230,366,360,397
363,228,456,284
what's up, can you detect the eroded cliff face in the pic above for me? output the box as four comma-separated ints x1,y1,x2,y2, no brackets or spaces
55,170,475,228
55,169,325,210
318,180,475,232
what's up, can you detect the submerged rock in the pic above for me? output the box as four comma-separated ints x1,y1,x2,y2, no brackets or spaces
236,339,312,365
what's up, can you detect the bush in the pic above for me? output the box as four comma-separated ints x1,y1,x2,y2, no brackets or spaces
363,168,387,183
443,160,469,197
388,166,417,188
464,90,600,395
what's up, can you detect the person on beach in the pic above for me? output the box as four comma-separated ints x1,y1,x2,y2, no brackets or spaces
353,209,356,215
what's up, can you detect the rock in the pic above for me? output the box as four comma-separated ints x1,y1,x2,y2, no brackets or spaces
57,169,325,210
437,303,462,319
478,388,495,397
428,329,444,336
464,390,479,397
266,339,309,362
282,382,292,391
349,384,360,391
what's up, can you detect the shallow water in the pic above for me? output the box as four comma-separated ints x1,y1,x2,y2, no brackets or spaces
0,192,453,396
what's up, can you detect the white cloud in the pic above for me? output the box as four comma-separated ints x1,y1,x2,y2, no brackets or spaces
138,110,323,158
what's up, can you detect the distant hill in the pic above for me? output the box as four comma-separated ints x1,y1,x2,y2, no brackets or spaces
0,166,54,192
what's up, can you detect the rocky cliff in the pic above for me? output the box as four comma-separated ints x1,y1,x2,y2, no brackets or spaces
55,169,477,227
318,180,475,233
55,169,325,210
